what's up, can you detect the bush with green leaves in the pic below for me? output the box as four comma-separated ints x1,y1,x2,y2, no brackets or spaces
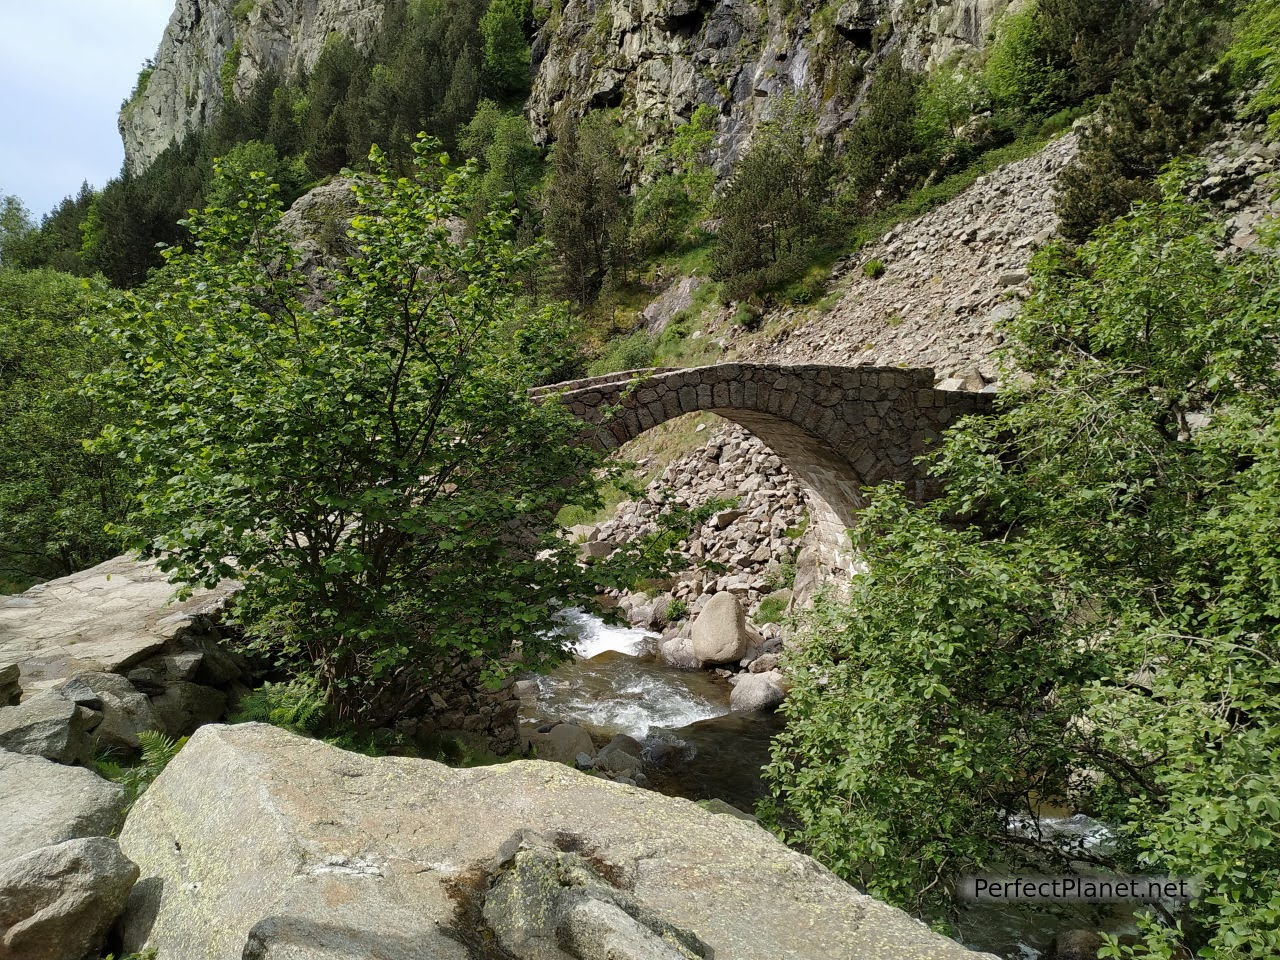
630,104,717,258
1055,0,1233,242
96,731,187,809
0,268,126,591
764,171,1280,957
91,137,608,729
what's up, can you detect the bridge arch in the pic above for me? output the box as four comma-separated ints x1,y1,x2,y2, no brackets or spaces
537,363,992,573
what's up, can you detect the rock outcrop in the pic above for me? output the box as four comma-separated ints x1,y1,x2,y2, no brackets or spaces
529,0,1017,167
120,722,994,959
0,751,126,861
0,555,246,764
119,0,386,173
739,131,1080,379
0,837,139,960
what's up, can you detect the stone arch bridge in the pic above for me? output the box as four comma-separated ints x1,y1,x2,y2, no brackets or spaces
533,364,993,572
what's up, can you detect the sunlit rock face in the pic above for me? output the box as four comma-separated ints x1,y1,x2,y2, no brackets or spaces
119,0,386,174
527,0,1016,172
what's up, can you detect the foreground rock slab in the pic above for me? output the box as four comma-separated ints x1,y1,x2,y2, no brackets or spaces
0,836,139,960
120,723,993,960
0,555,236,699
0,750,126,861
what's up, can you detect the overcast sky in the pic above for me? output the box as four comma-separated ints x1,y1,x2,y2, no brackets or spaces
0,1,175,218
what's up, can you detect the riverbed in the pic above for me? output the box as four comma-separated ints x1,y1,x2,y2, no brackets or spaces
523,609,1128,960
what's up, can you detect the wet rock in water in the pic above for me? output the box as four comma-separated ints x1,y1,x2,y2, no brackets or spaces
691,593,756,665
659,635,700,670
0,691,94,765
118,723,994,959
1049,929,1107,960
729,671,787,712
0,836,139,960
595,734,645,779
0,751,127,861
699,799,758,823
534,722,597,766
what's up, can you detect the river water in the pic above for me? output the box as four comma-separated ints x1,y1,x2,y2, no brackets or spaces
523,610,1125,960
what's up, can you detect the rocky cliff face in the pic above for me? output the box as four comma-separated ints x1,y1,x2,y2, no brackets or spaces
528,0,1016,166
119,0,385,174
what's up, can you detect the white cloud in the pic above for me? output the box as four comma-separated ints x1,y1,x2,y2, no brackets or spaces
0,0,175,216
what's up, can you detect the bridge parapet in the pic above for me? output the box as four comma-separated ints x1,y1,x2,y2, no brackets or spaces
540,363,992,574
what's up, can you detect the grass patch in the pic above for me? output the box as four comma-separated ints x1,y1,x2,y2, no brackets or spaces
755,595,788,624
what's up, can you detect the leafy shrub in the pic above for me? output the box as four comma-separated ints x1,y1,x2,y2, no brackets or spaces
754,596,787,625
665,597,689,622
587,328,657,376
92,139,608,730
764,174,1280,955
229,678,328,734
96,732,187,809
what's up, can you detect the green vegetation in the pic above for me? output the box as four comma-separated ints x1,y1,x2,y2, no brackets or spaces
90,139,604,728
754,595,787,625
861,258,885,279
0,268,125,591
544,111,629,307
96,731,187,809
1229,0,1280,137
764,173,1280,957
1056,0,1234,241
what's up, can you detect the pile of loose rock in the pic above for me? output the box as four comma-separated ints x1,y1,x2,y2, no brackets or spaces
739,133,1081,382
586,424,811,619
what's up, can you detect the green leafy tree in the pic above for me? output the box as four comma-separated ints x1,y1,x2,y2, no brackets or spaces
1055,0,1233,241
712,96,830,289
91,138,607,727
0,194,38,268
765,172,1280,956
479,0,532,98
544,111,628,307
0,269,126,591
630,103,717,257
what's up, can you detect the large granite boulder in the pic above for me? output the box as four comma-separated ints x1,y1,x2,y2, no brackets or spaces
728,670,788,712
56,672,160,752
0,751,127,861
689,593,755,664
0,690,94,765
119,723,992,960
0,836,139,960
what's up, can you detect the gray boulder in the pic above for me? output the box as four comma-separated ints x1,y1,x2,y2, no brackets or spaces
0,751,126,861
690,593,755,664
729,671,787,712
483,833,707,959
151,681,228,736
0,691,93,765
595,734,645,779
534,722,596,766
0,836,139,960
0,664,20,707
118,723,993,960
58,672,159,752
659,635,700,670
